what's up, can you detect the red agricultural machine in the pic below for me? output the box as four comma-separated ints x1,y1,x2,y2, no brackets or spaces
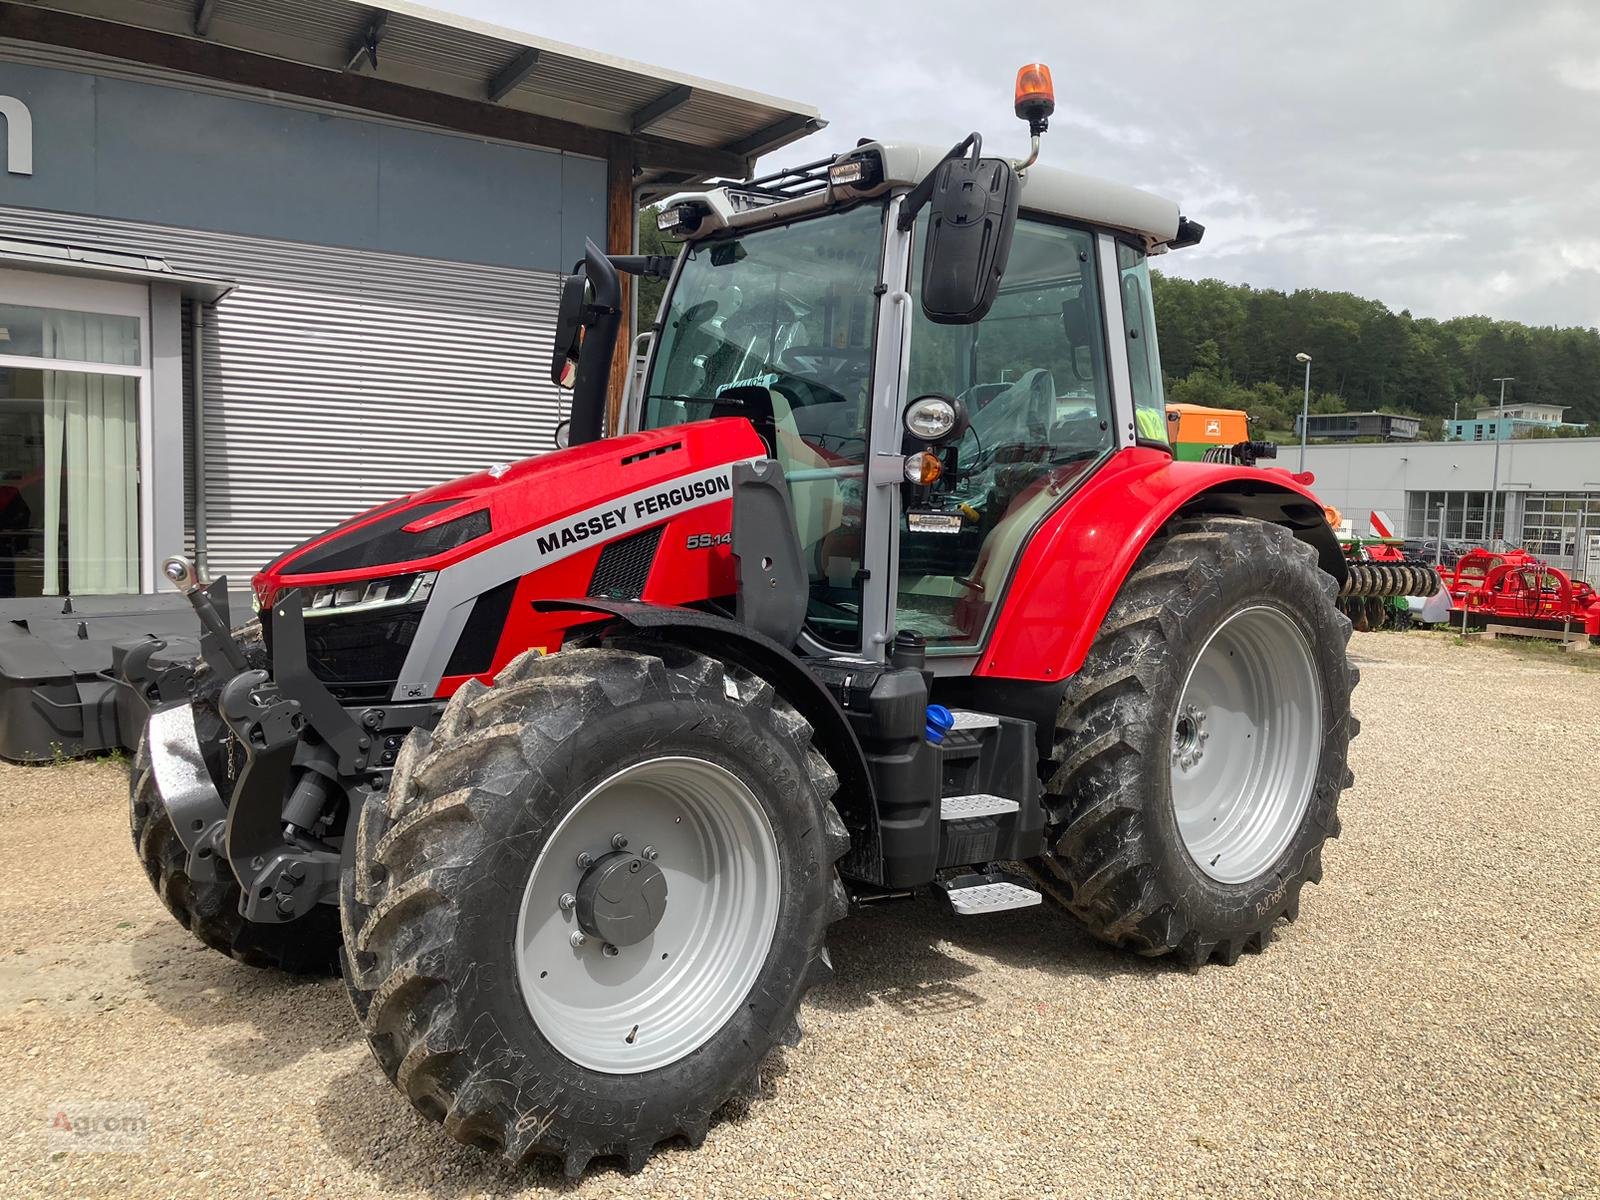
122,68,1361,1177
1437,548,1600,643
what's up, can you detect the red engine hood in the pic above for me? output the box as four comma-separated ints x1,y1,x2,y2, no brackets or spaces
253,419,766,606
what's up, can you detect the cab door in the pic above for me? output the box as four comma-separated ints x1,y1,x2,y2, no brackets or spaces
892,216,1122,653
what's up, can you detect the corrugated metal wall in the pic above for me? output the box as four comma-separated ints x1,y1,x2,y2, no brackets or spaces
0,206,564,577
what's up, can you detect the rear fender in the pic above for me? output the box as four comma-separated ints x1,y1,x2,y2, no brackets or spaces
977,447,1343,682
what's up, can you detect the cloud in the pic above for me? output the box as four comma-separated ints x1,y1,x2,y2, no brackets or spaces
448,0,1600,329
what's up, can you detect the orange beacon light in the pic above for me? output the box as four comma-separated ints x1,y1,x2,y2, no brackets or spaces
1014,63,1055,133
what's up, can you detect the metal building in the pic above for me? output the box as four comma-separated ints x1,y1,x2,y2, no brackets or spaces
0,0,820,591
1293,410,1420,443
0,0,819,757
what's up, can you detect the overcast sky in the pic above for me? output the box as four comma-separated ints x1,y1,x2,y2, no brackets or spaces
447,1,1600,331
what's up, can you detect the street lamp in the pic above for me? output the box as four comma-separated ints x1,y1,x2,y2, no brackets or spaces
1488,376,1514,547
1295,352,1312,471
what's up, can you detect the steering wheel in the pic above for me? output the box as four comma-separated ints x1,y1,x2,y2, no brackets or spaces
774,344,871,383
672,299,718,330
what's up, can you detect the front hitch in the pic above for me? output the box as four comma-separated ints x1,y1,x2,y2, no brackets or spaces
215,586,363,923
160,554,251,677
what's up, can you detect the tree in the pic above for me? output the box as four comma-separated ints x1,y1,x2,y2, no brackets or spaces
1150,272,1600,430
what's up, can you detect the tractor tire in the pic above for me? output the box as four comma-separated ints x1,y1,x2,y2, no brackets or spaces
340,642,849,1177
127,621,342,974
1034,516,1357,967
129,726,342,973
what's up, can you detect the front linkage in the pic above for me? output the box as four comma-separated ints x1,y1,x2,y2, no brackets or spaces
126,556,438,932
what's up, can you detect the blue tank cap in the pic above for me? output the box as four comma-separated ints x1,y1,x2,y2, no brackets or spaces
925,704,955,744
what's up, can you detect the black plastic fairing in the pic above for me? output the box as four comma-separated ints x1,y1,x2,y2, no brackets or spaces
286,504,488,574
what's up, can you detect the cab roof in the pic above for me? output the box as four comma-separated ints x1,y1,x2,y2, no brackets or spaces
864,141,1183,250
659,139,1194,254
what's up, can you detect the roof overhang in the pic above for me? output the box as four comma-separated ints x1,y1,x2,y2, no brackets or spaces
0,237,235,303
0,1,825,184
0,0,825,183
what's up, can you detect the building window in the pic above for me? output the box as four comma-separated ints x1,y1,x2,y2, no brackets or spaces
0,287,148,598
1519,491,1600,572
1404,490,1506,546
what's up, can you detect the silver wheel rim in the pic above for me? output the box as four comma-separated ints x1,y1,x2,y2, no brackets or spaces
1170,605,1323,885
515,756,780,1074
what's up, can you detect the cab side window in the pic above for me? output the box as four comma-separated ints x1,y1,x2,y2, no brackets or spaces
1117,241,1167,443
899,218,1112,647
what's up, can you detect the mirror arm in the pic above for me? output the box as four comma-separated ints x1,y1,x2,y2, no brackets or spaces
897,131,982,232
607,254,676,280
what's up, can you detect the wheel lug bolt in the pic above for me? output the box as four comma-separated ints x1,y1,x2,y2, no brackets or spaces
612,833,629,850
570,931,588,948
602,943,619,958
642,846,658,861
559,892,575,912
576,851,593,870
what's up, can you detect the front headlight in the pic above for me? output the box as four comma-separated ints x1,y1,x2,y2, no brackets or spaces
304,571,435,618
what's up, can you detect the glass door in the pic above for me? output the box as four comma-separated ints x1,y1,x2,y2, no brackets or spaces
0,270,150,598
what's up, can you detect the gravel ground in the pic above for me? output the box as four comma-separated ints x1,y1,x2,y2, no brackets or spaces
1,631,1596,1199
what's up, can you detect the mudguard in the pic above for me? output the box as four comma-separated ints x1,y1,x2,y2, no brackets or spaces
977,446,1343,682
530,597,874,816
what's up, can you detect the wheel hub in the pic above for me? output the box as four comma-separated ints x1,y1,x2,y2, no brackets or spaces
1172,702,1209,770
574,851,669,947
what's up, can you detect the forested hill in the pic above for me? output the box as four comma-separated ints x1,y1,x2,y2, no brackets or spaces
1151,273,1600,436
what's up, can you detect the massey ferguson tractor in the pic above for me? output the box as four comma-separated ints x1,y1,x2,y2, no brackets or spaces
124,66,1357,1177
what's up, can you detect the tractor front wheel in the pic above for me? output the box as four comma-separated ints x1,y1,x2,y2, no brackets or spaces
340,642,849,1177
1035,516,1357,967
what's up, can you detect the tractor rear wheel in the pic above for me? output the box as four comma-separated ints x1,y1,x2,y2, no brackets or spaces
1034,516,1357,967
340,642,849,1176
128,622,342,973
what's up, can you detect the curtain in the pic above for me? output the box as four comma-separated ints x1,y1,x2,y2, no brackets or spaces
39,314,140,595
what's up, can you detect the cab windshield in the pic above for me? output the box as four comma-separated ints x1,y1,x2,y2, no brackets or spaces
640,204,886,646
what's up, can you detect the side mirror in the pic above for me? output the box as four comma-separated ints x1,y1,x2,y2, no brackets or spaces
565,240,624,447
550,273,588,389
919,153,1020,325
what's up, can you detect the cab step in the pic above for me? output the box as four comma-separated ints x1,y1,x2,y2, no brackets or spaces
939,870,1042,916
940,793,1019,820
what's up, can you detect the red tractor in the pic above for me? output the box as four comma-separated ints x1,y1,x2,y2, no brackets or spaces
125,69,1357,1177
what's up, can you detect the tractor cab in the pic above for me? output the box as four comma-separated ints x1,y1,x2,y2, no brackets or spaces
560,102,1204,665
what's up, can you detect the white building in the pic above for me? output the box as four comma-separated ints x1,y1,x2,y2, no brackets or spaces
1300,436,1600,577
1483,402,1567,424
1447,402,1578,441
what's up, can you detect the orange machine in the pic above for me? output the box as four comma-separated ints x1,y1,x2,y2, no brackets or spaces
1165,404,1252,460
